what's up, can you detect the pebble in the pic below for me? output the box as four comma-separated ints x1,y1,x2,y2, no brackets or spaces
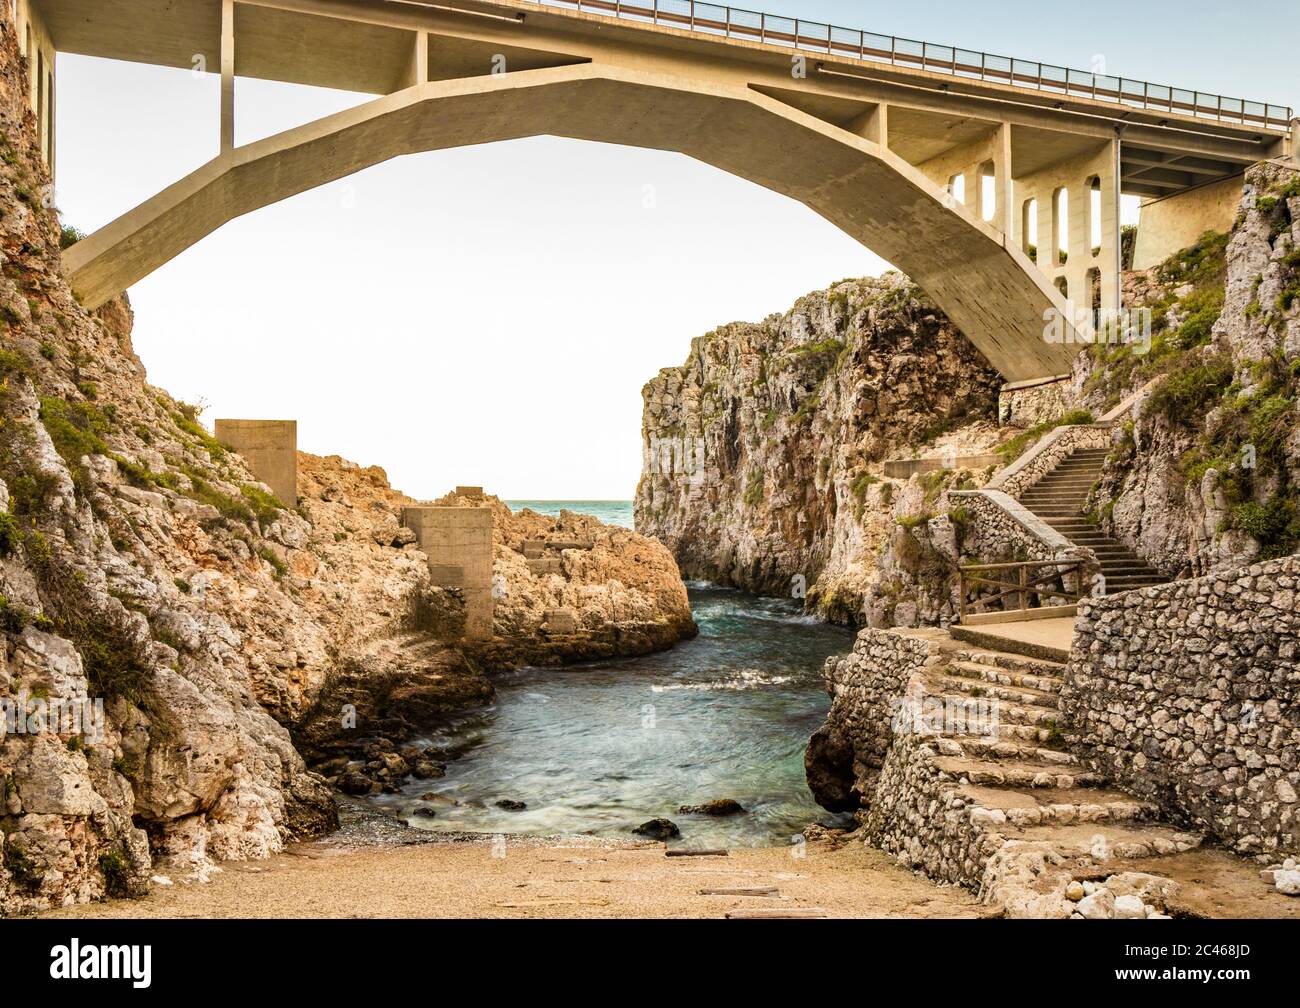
1065,881,1086,901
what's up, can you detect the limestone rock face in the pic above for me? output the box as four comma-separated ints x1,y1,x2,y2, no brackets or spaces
635,274,1003,620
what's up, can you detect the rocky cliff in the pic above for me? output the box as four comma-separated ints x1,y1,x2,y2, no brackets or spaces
640,165,1300,630
635,273,1004,619
0,13,691,914
1076,162,1300,578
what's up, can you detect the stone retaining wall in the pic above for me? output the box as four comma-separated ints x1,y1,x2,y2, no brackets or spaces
1061,554,1300,857
951,489,1098,599
990,423,1113,499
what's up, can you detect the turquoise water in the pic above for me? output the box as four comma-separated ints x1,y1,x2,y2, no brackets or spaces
506,500,634,529
372,585,854,848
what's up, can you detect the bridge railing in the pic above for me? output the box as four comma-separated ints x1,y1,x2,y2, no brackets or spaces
536,0,1293,131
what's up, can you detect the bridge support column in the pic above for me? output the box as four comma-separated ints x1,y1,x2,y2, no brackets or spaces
993,121,1013,238
407,29,429,87
1290,119,1300,165
401,505,495,641
221,0,235,152
214,419,298,506
1014,139,1120,319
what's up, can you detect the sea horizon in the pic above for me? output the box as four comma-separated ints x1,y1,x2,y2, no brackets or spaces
505,499,634,529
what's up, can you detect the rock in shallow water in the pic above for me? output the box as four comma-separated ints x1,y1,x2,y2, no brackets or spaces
678,799,746,816
633,818,681,840
495,799,527,811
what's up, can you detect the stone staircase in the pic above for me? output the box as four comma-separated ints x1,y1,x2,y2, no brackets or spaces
1016,447,1167,594
868,635,1206,916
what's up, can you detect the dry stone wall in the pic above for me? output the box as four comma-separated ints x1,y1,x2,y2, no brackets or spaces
1061,554,1300,857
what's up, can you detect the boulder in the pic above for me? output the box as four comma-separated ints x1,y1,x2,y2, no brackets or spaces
632,818,681,840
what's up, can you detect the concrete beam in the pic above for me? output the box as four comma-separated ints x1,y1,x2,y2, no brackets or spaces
213,418,298,506
61,63,1085,382
401,505,495,641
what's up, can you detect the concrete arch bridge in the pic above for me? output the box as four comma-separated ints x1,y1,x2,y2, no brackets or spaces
11,0,1296,383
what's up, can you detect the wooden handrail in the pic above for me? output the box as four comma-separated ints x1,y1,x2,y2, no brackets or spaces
958,559,1084,620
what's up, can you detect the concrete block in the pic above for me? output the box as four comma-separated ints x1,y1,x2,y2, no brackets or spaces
214,419,297,506
527,558,563,575
401,504,496,640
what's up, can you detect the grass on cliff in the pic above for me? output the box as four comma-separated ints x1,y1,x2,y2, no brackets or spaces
995,409,1094,463
1084,230,1230,411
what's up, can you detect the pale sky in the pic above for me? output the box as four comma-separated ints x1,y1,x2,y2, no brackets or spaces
52,1,1297,500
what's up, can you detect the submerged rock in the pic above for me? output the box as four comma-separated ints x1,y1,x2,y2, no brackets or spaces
678,799,746,816
495,799,527,811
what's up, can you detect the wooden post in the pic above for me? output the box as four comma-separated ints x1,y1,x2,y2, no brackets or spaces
1018,564,1027,612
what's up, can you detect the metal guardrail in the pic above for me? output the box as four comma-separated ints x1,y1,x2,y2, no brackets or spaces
535,0,1293,131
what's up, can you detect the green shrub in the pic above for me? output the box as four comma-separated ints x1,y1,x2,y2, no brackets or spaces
1229,498,1300,558
258,546,287,578
241,484,285,526
3,841,43,893
850,472,878,502
743,469,765,507
1146,353,1234,425
0,593,54,634
0,511,19,556
98,849,131,898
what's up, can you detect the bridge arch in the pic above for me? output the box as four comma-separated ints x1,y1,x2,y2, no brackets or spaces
64,62,1082,382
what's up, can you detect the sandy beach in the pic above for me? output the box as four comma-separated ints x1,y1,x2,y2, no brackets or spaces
39,834,982,920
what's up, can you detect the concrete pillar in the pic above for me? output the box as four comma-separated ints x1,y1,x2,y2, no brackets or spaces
1101,137,1121,315
214,419,297,506
408,30,429,87
221,0,235,153
993,121,1012,237
401,505,495,641
1290,119,1300,164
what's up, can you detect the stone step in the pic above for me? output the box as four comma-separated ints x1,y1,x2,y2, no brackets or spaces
953,690,1060,727
986,720,1065,743
1009,822,1203,860
937,671,1062,709
1107,572,1170,587
957,784,1159,829
949,626,1071,664
933,735,1079,767
1026,478,1098,488
933,755,1103,790
950,651,1067,679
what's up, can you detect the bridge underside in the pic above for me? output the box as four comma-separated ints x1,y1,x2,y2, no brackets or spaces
63,64,1080,381
27,0,1294,381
